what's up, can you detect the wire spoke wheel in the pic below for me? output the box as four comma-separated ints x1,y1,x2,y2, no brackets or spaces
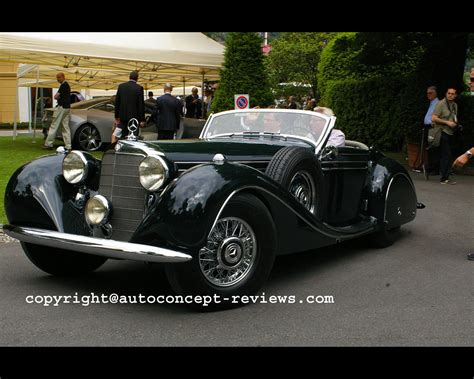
289,170,316,213
199,217,257,287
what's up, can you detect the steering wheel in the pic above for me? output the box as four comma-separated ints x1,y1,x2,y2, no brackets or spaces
282,125,311,137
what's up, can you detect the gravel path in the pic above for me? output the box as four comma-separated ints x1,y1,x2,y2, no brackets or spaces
0,226,18,244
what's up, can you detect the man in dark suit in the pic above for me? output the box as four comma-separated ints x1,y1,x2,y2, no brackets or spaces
154,83,182,140
185,87,202,119
113,71,145,141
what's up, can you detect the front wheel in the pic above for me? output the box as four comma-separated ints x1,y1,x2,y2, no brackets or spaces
165,193,276,311
74,124,102,151
21,242,107,276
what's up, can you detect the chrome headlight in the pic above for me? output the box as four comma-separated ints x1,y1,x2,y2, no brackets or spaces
139,156,169,191
85,195,110,225
63,151,88,184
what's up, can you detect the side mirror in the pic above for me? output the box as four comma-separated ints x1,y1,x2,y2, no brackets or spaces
321,145,338,160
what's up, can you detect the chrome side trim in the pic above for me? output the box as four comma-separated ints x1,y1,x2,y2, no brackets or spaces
3,225,192,263
383,172,417,223
208,186,375,241
176,160,270,165
321,166,368,172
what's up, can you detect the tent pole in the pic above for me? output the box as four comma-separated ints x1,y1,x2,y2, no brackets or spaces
28,87,32,133
13,84,19,141
32,66,39,143
201,71,205,119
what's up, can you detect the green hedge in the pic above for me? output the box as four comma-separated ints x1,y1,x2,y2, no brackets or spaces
323,75,421,151
317,33,360,102
324,79,474,151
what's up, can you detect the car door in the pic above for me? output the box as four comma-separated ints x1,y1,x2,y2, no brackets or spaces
320,145,370,226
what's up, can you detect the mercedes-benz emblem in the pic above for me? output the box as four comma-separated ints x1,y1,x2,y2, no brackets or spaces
126,118,139,141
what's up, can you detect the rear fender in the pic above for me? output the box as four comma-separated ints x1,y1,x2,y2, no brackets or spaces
366,157,417,228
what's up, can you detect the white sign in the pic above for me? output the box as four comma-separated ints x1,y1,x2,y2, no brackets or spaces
234,94,250,110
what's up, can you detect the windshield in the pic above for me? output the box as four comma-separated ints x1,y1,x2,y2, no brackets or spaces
203,110,330,147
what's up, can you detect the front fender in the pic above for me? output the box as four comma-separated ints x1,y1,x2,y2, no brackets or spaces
4,154,92,236
5,154,70,232
133,162,340,255
133,162,274,250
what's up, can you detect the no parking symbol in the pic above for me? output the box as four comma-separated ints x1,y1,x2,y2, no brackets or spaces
234,94,249,110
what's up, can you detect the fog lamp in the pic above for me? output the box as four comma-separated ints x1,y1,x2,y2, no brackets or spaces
85,195,110,225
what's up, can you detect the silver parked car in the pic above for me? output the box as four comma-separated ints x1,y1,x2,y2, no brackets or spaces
42,97,156,151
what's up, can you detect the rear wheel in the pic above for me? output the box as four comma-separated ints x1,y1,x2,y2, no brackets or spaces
74,123,102,151
368,226,401,248
21,242,107,276
165,193,276,310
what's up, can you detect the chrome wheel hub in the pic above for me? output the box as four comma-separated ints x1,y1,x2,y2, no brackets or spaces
199,217,256,287
290,170,316,214
79,126,101,151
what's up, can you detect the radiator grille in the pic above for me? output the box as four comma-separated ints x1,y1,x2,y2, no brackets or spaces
99,151,146,241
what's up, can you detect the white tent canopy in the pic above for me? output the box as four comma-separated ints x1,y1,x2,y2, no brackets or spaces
87,86,203,98
1,32,223,138
0,32,224,89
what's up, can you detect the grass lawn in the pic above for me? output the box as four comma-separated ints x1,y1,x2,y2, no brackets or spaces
0,135,102,225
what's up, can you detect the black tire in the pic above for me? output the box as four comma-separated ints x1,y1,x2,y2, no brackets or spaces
265,146,324,220
368,226,401,248
73,123,102,151
165,193,276,311
21,242,107,276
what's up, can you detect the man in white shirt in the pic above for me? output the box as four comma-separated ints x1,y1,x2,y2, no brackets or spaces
423,86,440,176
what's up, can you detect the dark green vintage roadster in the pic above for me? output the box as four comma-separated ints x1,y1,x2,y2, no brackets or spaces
3,109,422,309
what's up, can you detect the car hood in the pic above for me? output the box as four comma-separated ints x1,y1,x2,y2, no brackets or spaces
114,137,314,172
147,137,312,162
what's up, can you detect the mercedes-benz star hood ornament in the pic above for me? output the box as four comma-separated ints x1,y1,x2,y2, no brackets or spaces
126,118,139,141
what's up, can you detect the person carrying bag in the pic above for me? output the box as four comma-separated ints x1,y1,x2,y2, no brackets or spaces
427,124,442,149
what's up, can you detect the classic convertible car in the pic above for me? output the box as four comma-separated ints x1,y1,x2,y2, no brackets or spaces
3,109,422,309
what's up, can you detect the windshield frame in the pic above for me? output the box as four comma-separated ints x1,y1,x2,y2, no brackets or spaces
200,109,336,153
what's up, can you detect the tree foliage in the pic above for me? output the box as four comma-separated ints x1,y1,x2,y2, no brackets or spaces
211,32,273,113
265,32,336,99
203,32,280,44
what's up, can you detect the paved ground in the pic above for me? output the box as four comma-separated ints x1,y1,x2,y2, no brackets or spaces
0,172,472,346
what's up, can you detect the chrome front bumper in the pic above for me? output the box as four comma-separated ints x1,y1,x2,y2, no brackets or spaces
3,225,192,263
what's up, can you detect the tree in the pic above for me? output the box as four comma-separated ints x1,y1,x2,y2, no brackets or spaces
211,33,273,113
265,32,336,100
203,32,281,44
